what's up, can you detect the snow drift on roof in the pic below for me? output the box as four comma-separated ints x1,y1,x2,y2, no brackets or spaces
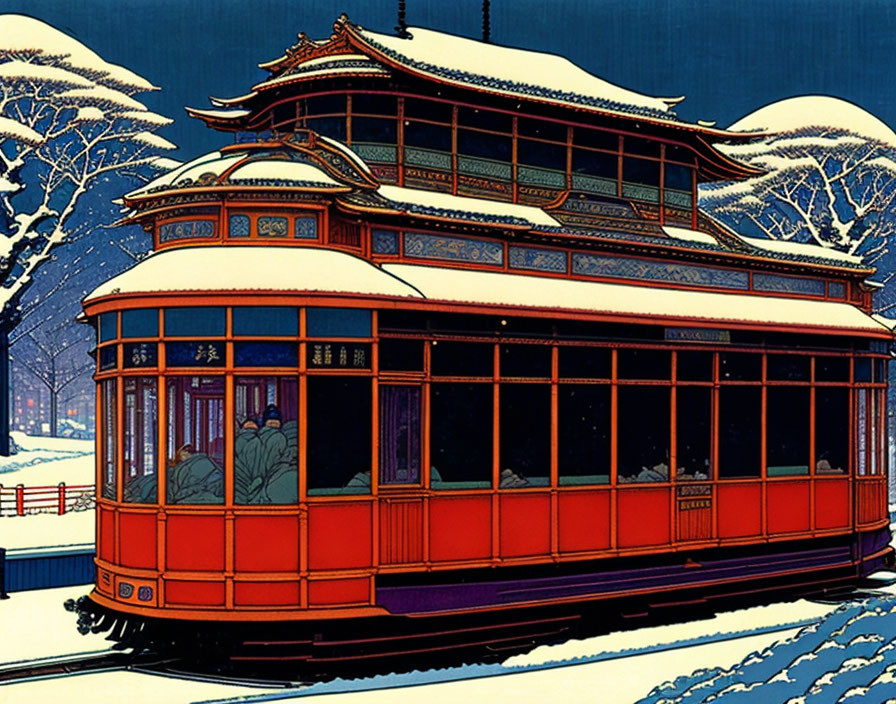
227,160,343,187
126,151,239,196
738,234,863,264
354,26,675,119
84,247,424,302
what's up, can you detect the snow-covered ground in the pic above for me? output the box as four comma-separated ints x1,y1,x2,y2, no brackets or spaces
0,431,94,484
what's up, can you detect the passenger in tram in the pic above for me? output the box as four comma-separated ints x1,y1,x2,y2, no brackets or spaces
344,469,371,490
166,443,224,504
499,467,531,488
123,470,157,503
235,405,298,503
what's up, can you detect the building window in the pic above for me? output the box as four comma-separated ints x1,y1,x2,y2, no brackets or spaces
676,387,712,480
166,376,225,505
101,379,117,500
430,383,492,490
379,385,421,485
307,377,372,495
718,386,761,477
234,377,298,504
618,386,670,482
558,385,610,485
123,378,158,504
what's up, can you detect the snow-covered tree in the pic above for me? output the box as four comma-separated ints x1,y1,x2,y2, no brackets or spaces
701,96,896,267
0,15,177,452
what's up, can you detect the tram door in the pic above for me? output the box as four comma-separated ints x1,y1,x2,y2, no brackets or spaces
675,387,713,542
378,385,424,564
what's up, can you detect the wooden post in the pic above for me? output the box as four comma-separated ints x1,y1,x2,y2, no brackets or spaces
15,484,23,516
58,482,66,515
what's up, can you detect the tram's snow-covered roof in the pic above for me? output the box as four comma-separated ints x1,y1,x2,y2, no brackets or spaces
84,247,886,335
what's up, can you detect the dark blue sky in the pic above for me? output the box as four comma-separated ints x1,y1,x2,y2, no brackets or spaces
4,0,895,157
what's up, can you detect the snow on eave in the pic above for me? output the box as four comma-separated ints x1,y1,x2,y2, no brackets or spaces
662,225,718,246
253,65,390,92
871,314,896,332
737,234,864,265
317,134,373,175
185,107,252,121
206,91,259,108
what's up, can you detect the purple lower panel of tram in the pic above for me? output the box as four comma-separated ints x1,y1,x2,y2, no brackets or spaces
375,531,890,615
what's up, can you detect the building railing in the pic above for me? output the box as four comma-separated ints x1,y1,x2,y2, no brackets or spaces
0,483,95,516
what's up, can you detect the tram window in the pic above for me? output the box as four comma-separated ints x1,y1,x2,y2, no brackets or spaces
378,339,424,372
457,129,512,161
622,157,660,186
123,378,158,504
500,384,550,487
99,312,118,342
165,377,225,505
233,307,298,336
234,342,298,367
618,386,670,482
617,349,670,380
815,356,850,382
101,379,117,501
306,308,372,338
430,383,492,489
767,355,810,381
404,98,452,123
815,387,849,474
677,351,713,381
664,163,693,191
307,377,372,495
99,345,117,371
766,387,810,475
718,386,761,478
350,116,397,144
517,138,567,170
558,385,610,485
431,341,493,377
719,353,761,381
500,344,551,378
404,121,452,152
234,377,298,504
164,307,226,337
121,309,158,338
351,93,396,116
854,358,872,383
572,148,617,179
559,347,611,378
379,385,421,485
676,387,712,480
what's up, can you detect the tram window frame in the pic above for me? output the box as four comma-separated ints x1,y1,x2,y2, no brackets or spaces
99,312,118,343
306,308,372,338
499,383,551,488
121,309,158,338
815,355,850,382
766,386,810,476
378,339,424,372
617,348,671,380
815,386,849,474
233,307,298,337
558,384,611,485
122,377,158,504
500,344,552,378
767,354,810,381
164,307,226,337
718,386,761,478
719,352,762,381
676,386,712,480
431,341,494,377
430,382,493,490
676,351,713,382
617,385,671,483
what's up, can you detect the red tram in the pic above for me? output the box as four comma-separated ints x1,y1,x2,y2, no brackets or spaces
76,16,894,661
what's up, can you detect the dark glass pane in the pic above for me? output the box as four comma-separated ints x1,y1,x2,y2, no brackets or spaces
500,344,551,377
676,387,712,479
404,98,452,123
99,345,117,371
623,156,660,186
304,94,345,115
624,136,661,158
166,341,226,367
718,386,761,477
379,385,421,485
379,339,424,372
430,383,492,489
457,129,512,160
306,116,346,142
234,342,298,367
618,386,670,482
500,384,550,487
123,342,157,368
122,309,158,338
767,387,810,475
666,144,694,163
165,376,225,504
351,93,396,115
874,358,886,383
677,351,713,381
815,355,850,382
307,377,371,494
664,163,693,190
306,308,372,338
618,349,671,380
404,121,452,151
574,128,618,151
164,307,226,336
572,148,617,178
234,376,298,504
719,353,761,381
767,354,810,381
99,312,118,342
559,347,611,378
431,341,493,376
233,307,298,336
518,117,566,142
558,385,610,484
518,138,566,170
815,387,849,474
457,107,511,132
351,116,397,143
123,377,158,504
854,357,872,383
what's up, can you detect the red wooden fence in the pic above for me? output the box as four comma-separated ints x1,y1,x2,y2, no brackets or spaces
0,483,95,516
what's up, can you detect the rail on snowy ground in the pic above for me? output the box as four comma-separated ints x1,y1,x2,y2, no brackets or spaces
0,483,95,516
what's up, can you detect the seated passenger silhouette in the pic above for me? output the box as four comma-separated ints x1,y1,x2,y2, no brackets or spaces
167,443,224,504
